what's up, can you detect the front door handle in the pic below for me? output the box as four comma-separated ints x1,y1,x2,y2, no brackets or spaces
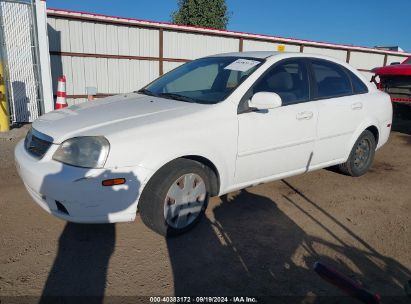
351,102,363,110
296,111,313,120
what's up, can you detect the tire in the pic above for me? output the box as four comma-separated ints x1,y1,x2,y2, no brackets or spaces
339,130,376,177
138,159,211,237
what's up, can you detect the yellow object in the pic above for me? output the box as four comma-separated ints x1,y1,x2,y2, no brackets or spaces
277,44,286,52
0,62,10,132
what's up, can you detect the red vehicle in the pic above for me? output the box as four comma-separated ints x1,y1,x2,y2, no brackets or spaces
372,56,411,105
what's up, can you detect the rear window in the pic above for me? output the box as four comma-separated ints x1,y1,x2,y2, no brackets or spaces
311,60,352,99
347,70,368,94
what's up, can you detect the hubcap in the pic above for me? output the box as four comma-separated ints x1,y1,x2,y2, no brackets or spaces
354,138,371,169
164,173,206,229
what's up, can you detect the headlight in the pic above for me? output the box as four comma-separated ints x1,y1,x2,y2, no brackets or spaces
53,136,110,168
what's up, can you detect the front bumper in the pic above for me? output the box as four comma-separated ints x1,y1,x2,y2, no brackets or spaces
14,140,153,223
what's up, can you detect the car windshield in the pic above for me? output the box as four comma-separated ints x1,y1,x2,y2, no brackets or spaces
137,56,264,104
403,57,411,65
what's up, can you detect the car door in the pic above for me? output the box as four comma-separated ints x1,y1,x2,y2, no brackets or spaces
235,59,318,185
308,59,367,166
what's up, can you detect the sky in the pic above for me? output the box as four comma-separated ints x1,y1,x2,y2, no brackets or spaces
47,0,411,52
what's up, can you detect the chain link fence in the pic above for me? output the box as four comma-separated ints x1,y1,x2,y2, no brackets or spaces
0,0,42,123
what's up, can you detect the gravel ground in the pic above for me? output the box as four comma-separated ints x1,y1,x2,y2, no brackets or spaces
0,112,410,303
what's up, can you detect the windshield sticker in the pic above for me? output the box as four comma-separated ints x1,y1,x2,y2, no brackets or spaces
224,59,261,72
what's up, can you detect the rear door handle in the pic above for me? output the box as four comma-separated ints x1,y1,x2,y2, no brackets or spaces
296,111,313,120
351,102,363,110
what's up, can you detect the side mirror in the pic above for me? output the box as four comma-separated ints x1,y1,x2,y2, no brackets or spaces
249,92,282,111
390,62,400,65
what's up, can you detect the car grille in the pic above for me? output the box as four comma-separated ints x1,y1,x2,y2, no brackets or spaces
24,129,52,159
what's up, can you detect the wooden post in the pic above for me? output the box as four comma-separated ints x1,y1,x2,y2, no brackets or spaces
383,54,388,66
159,28,164,76
239,37,243,52
346,50,351,63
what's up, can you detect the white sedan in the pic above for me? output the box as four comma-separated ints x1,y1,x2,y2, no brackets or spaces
15,51,392,236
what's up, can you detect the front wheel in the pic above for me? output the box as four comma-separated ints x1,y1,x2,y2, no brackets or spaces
139,159,210,237
339,130,376,177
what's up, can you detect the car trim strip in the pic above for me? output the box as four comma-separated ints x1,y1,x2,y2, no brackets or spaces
238,138,315,157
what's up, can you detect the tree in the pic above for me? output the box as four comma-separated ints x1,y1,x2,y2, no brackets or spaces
171,0,230,30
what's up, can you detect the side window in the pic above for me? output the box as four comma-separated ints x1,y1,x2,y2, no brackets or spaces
347,70,368,94
251,60,309,106
311,60,352,99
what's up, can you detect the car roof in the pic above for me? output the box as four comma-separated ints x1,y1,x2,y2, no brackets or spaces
210,51,281,59
209,51,342,62
208,51,376,92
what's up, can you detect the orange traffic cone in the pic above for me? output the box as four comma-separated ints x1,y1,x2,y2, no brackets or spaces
55,75,67,109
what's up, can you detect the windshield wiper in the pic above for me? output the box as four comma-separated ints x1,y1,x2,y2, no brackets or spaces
136,88,158,97
158,93,198,103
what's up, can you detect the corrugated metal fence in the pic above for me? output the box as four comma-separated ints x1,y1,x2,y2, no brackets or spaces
46,8,411,106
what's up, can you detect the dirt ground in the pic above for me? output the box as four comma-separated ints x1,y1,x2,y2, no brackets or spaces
0,109,410,303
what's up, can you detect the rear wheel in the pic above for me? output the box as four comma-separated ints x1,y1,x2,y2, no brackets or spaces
339,130,376,177
139,159,210,237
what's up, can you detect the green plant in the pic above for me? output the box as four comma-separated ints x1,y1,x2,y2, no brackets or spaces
171,0,230,30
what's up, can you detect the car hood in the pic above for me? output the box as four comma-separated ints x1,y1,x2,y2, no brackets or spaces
373,64,411,76
32,93,199,143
